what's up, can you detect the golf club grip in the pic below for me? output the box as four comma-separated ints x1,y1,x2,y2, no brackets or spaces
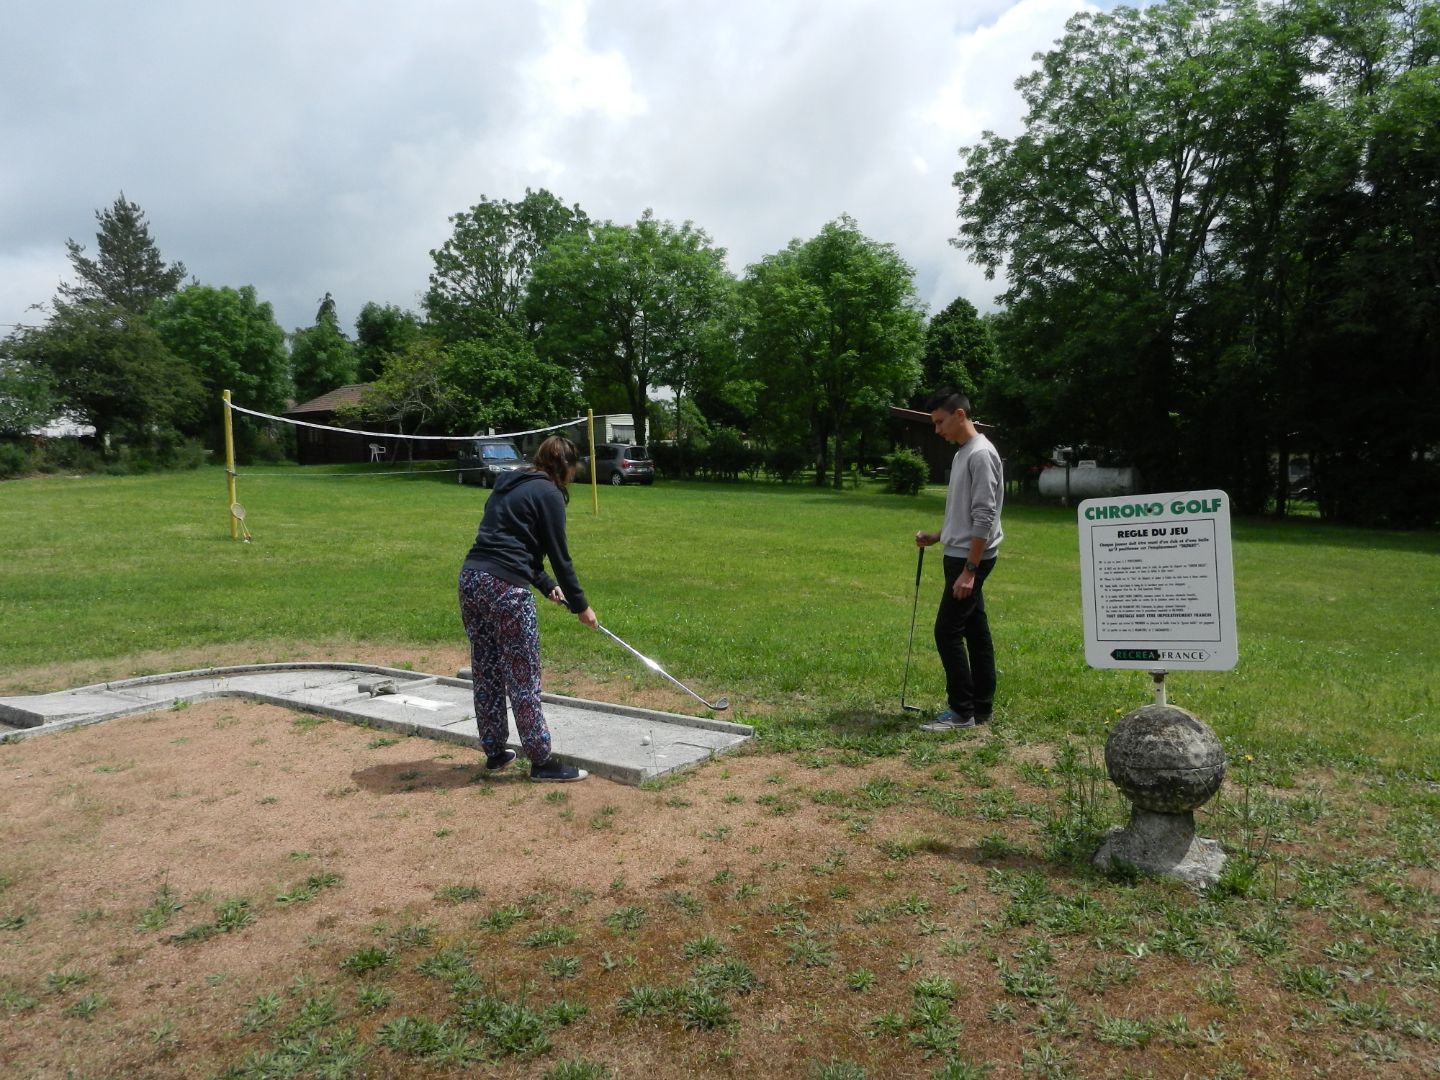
915,545,925,587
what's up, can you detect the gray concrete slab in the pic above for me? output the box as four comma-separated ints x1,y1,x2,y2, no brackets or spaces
0,664,752,785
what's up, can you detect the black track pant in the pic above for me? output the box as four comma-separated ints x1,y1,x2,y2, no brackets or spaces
934,555,997,719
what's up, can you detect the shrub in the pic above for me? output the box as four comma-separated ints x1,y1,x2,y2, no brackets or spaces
765,445,809,484
34,438,101,474
0,441,32,479
242,426,294,464
115,434,207,474
703,427,755,481
885,448,929,495
649,441,693,480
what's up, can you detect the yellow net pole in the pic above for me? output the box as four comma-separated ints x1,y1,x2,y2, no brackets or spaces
587,409,599,515
223,389,239,540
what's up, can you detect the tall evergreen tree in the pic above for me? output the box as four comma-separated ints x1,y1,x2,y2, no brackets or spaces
9,194,197,449
291,295,357,402
61,194,188,314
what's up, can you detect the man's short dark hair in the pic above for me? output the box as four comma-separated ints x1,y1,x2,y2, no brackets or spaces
925,388,970,415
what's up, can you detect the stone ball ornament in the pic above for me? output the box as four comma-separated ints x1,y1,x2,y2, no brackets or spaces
1105,704,1226,814
1094,702,1229,889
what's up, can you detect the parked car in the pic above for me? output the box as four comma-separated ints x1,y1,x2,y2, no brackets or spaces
457,438,527,487
578,443,654,486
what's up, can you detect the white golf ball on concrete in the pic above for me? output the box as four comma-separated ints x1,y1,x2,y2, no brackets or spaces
641,734,652,746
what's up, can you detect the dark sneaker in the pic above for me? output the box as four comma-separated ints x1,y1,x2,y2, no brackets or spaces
919,709,975,732
529,757,588,782
485,749,517,771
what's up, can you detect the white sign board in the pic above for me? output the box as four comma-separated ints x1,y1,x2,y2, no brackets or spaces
1077,490,1238,671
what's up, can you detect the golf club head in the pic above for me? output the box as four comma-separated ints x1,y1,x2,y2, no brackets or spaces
710,697,730,711
901,704,923,714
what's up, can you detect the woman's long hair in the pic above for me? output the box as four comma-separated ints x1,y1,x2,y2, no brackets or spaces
530,435,580,503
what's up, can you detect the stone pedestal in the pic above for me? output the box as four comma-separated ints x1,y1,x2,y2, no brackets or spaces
1093,703,1227,889
1094,807,1226,889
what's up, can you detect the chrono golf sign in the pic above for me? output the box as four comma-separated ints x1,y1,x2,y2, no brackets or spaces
1077,490,1238,672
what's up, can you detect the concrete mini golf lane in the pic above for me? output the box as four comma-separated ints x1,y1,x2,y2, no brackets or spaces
0,663,753,786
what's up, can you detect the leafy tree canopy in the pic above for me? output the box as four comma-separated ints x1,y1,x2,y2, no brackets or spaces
0,357,58,436
952,0,1439,521
355,302,424,382
528,211,734,449
741,215,924,487
921,296,997,406
425,188,588,341
291,303,357,404
151,284,292,452
444,327,582,436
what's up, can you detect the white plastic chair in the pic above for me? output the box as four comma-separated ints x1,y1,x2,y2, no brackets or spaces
368,443,386,463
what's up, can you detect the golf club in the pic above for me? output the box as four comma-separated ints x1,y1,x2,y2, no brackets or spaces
596,623,730,711
900,545,925,713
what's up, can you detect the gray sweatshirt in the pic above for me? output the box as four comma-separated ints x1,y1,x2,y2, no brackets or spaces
941,433,1004,560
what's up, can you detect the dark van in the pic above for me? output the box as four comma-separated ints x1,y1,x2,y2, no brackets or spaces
457,439,526,487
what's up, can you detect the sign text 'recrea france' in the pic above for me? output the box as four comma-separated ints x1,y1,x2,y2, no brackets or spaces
1077,490,1238,671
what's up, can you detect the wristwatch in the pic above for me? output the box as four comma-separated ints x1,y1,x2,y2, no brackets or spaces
963,560,980,574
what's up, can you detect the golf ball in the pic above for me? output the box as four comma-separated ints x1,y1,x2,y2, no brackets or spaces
641,735,652,746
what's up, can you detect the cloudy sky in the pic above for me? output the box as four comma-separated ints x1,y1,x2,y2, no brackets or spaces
2,0,1113,339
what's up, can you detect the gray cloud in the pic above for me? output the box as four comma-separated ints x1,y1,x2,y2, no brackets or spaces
2,0,1106,341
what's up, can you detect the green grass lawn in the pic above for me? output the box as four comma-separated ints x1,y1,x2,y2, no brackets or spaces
2,464,1437,770
4,465,1440,1080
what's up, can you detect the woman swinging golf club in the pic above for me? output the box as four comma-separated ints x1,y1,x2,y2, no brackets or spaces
458,435,595,782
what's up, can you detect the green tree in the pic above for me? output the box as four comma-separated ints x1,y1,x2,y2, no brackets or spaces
639,243,742,457
956,0,1438,521
347,324,580,453
0,356,57,436
425,188,588,341
61,194,188,314
355,302,424,382
344,336,458,460
740,216,924,487
12,195,197,449
528,212,734,449
1283,0,1440,525
290,298,357,403
8,308,200,449
921,296,997,405
151,284,291,454
443,326,581,436
955,0,1258,489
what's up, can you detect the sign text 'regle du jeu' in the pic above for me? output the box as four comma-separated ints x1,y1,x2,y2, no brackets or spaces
1083,496,1224,521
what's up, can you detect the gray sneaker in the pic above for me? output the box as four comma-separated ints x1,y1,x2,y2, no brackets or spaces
919,709,975,732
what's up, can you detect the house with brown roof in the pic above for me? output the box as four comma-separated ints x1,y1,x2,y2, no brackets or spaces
888,406,1009,487
284,384,381,466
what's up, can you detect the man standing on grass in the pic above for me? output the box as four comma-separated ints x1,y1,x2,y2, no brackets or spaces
913,388,1004,731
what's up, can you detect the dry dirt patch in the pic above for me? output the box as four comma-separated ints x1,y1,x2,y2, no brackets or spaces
2,688,1437,1078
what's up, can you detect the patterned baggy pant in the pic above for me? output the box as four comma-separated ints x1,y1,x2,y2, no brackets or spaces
458,568,552,765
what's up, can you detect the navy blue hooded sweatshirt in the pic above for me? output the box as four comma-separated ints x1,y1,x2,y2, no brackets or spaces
461,470,588,614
